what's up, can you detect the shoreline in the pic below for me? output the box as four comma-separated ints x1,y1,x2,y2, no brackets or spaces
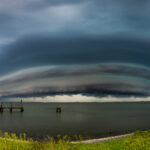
34,129,141,142
71,132,134,144
0,130,149,150
0,131,135,144
0,129,143,142
0,131,134,144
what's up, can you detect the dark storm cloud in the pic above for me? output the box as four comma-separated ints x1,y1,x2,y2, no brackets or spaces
1,84,147,99
1,36,150,76
1,64,150,87
0,0,150,100
0,64,150,98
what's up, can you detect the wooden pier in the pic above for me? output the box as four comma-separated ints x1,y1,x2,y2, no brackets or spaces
0,100,24,113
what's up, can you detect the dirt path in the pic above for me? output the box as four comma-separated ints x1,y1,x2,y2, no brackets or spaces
71,133,134,144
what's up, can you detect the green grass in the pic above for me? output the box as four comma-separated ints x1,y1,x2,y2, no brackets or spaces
0,130,150,150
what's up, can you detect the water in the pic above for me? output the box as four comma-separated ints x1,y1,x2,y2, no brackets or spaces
0,102,150,140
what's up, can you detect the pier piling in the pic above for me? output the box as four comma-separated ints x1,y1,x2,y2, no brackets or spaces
0,104,3,112
10,103,12,112
56,107,61,113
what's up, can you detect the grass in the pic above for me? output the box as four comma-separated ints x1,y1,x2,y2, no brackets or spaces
0,130,150,150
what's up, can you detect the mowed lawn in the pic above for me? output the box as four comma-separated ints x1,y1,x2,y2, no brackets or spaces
0,130,150,150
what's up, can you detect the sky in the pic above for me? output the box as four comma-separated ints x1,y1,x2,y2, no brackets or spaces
0,0,150,102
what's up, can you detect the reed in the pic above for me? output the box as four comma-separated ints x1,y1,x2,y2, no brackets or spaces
0,130,150,150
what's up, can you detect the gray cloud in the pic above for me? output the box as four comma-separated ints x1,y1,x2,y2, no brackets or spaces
0,36,150,76
26,0,87,10
0,0,150,39
0,0,150,101
0,64,150,98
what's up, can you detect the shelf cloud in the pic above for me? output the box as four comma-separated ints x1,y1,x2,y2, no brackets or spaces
0,0,150,101
0,64,150,100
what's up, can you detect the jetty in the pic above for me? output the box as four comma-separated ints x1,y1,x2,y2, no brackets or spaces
0,100,24,113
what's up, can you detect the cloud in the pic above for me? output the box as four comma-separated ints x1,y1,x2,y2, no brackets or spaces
5,94,150,103
0,36,150,76
0,0,150,40
0,0,150,101
0,63,150,99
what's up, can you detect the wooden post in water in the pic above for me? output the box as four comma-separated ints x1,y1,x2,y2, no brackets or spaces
10,102,12,112
0,103,3,112
20,99,24,112
56,107,61,113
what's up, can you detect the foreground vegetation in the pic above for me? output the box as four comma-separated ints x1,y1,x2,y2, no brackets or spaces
0,130,150,150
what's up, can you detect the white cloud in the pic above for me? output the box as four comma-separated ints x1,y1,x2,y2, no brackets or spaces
7,94,150,102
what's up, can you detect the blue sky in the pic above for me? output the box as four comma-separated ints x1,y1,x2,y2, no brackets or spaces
0,0,150,101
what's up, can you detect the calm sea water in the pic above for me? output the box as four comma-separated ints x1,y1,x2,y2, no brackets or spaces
0,102,150,140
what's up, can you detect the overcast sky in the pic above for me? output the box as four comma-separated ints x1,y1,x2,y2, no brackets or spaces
0,0,150,101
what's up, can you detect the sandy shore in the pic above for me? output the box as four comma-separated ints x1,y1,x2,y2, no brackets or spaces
71,132,134,144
